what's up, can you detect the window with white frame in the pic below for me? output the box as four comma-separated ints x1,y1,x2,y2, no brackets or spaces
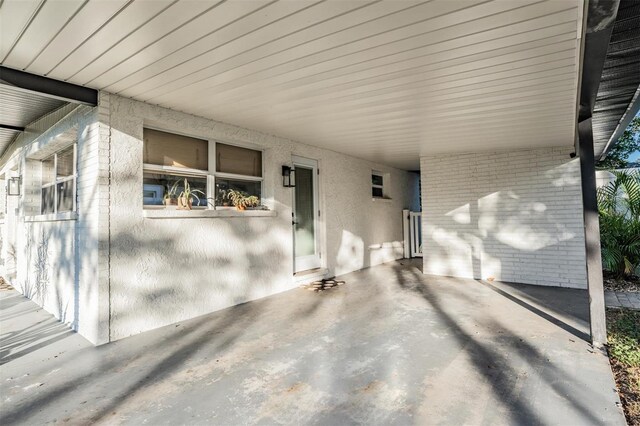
41,145,76,215
142,128,263,209
372,171,386,198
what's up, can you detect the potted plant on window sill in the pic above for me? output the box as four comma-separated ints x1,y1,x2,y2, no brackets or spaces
168,178,205,210
163,193,178,207
226,189,262,211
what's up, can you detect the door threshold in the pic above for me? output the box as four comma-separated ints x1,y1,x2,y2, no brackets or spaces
294,267,324,277
294,268,328,285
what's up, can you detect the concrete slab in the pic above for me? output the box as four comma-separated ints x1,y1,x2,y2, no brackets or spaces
1,260,625,425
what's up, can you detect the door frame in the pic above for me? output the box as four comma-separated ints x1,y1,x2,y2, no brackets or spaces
292,155,322,273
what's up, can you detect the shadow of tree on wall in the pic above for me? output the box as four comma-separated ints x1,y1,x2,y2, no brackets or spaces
34,229,50,305
423,151,586,289
20,228,48,305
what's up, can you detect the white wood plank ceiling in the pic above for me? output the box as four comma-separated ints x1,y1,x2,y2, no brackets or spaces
0,0,583,170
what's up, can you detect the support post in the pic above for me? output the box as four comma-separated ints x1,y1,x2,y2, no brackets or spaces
402,209,410,259
578,117,606,346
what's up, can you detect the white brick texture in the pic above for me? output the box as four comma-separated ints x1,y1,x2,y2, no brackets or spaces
420,146,587,289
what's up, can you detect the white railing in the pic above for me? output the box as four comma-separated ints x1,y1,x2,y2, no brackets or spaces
403,209,423,258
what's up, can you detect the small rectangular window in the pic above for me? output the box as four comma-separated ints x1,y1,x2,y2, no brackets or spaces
41,145,76,215
372,171,386,198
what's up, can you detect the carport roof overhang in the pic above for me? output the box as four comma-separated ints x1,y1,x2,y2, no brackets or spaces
592,0,640,158
0,0,634,170
0,66,97,155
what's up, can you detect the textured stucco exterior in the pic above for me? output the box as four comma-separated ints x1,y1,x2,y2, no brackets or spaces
107,94,413,340
420,147,588,288
1,92,414,344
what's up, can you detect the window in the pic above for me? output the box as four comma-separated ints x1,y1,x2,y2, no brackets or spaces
41,145,76,215
142,129,263,209
372,171,385,198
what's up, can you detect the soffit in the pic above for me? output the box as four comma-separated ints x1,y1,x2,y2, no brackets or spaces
0,0,583,169
593,0,640,158
0,85,66,154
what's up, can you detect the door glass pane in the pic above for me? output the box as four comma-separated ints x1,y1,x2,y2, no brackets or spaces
216,143,262,177
294,167,315,257
143,128,208,170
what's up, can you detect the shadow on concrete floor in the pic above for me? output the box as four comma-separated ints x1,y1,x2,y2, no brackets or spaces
0,260,625,425
0,293,73,366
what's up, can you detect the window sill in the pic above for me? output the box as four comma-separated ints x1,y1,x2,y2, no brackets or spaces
372,197,392,203
143,209,276,219
25,212,78,222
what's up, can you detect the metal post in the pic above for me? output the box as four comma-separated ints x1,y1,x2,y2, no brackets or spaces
578,117,607,346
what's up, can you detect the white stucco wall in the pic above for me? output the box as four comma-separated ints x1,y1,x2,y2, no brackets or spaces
0,101,110,344
106,93,413,340
420,146,588,288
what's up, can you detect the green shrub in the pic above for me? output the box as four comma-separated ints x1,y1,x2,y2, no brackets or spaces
598,170,640,277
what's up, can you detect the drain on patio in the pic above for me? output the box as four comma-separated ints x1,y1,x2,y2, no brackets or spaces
301,279,345,292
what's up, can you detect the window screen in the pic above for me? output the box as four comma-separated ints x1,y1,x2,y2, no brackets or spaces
143,128,208,170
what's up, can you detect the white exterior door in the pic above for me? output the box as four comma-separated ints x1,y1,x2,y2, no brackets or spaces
292,156,321,273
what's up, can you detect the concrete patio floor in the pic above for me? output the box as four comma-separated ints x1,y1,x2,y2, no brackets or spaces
0,260,625,425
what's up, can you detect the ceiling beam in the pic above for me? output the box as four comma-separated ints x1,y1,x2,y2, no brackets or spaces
0,124,25,132
0,66,97,106
577,0,619,124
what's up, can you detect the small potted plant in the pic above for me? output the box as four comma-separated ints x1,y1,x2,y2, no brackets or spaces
226,189,260,211
169,178,205,210
163,186,178,206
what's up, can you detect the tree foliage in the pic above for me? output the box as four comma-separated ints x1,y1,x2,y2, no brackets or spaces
597,170,640,277
597,115,640,170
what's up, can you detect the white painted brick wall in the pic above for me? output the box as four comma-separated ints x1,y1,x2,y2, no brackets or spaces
420,146,587,289
0,103,110,345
